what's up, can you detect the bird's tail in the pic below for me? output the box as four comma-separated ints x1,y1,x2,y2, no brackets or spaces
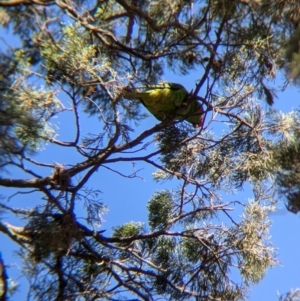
122,90,148,100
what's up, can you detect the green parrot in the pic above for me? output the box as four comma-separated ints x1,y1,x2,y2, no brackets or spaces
123,82,204,127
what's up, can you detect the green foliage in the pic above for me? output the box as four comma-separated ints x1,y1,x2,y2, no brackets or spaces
0,50,61,166
113,222,143,239
235,201,275,284
0,8,10,26
284,28,300,81
148,191,173,230
272,131,300,213
156,125,189,173
23,211,80,262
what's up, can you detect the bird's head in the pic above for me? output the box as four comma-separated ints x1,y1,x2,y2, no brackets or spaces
186,103,204,128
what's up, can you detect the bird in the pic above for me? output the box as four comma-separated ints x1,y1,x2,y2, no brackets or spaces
123,82,204,127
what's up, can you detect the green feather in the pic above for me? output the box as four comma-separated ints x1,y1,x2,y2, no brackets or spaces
123,82,204,127
177,99,204,126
